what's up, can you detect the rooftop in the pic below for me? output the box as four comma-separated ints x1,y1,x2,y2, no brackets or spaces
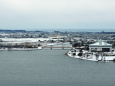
89,40,112,47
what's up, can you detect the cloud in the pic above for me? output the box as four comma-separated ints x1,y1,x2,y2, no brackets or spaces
0,0,115,29
0,0,66,13
1,0,115,13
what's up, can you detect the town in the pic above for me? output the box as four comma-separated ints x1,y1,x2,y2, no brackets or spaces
1,29,115,61
0,29,115,48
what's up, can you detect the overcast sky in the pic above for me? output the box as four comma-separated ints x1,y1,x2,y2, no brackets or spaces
0,0,115,30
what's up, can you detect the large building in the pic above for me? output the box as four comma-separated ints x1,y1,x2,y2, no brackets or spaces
89,40,112,52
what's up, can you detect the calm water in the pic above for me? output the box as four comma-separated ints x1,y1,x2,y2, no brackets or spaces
0,50,115,86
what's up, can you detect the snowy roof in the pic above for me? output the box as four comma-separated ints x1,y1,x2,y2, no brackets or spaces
89,40,112,47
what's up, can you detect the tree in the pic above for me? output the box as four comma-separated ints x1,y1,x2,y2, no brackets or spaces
79,49,82,53
73,53,76,56
38,44,42,46
78,49,83,57
72,43,81,47
112,43,115,48
85,46,89,50
113,58,115,62
78,52,82,57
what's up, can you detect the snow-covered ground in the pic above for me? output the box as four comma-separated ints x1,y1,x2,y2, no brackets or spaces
67,49,115,62
0,38,49,42
0,47,42,51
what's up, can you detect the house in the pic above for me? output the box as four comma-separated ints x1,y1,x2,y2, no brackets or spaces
49,35,67,41
89,40,112,52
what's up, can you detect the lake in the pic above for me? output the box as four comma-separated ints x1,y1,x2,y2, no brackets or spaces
0,50,115,86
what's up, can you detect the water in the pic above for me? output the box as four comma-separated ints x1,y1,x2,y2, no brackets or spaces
0,50,115,86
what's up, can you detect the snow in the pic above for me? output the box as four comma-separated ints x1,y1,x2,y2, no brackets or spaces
89,41,112,46
67,50,115,62
0,38,49,42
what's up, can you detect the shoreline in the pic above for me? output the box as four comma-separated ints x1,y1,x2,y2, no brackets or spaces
67,50,115,62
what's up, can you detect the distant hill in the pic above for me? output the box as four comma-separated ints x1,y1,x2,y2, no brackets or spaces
0,30,26,33
0,30,44,33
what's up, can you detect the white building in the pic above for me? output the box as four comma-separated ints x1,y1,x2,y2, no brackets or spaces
49,35,67,41
89,40,112,52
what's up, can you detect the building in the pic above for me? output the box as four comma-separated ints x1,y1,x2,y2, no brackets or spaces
89,40,112,52
49,35,67,41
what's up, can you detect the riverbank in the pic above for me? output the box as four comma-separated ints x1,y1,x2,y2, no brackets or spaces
67,49,115,62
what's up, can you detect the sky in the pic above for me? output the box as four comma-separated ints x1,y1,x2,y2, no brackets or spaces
0,0,115,31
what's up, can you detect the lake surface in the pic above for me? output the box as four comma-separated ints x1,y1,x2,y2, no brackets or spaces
0,50,115,86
